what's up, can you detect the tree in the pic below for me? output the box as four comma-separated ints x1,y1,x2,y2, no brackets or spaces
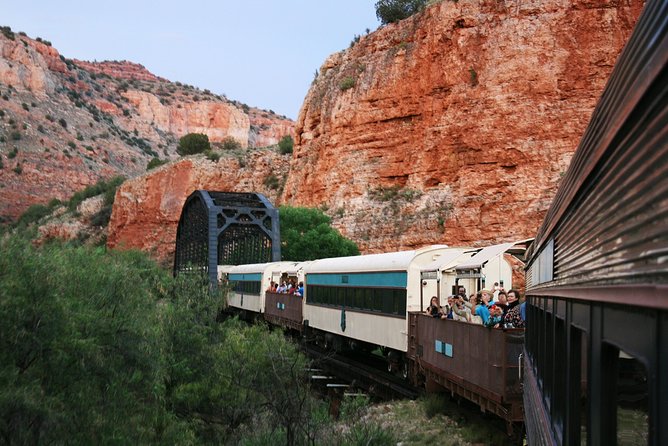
278,135,294,154
375,0,427,25
177,133,210,156
279,206,360,261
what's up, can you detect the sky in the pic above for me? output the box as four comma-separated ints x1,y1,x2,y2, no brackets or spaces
3,0,381,120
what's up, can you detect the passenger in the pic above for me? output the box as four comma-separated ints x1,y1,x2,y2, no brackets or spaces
474,290,493,324
277,281,287,293
504,289,525,328
496,291,509,317
266,281,276,293
444,296,455,319
453,295,472,322
485,304,503,328
295,281,304,297
458,286,467,297
506,289,520,307
425,296,445,319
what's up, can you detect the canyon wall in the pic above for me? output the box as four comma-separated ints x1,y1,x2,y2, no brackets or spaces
0,31,293,221
282,0,643,253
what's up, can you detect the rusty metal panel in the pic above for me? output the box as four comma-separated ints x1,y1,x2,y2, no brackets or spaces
414,313,524,403
264,292,303,326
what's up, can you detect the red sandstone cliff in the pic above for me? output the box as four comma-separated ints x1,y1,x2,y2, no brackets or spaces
0,30,294,222
282,0,643,253
107,152,290,263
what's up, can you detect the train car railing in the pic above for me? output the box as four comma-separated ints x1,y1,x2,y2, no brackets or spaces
408,312,524,428
263,292,303,331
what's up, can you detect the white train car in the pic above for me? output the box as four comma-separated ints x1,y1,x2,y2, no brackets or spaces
227,262,300,315
302,245,449,357
419,248,476,303
454,239,533,295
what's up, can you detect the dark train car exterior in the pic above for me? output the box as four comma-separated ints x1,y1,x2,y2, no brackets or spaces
523,1,668,444
264,291,304,332
407,313,525,432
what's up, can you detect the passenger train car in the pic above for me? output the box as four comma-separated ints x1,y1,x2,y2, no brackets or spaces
227,261,303,317
301,246,452,371
523,0,668,444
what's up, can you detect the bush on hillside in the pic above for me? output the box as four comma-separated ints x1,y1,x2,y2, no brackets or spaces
68,175,125,212
278,135,294,154
221,136,242,151
177,133,210,156
0,235,329,444
146,157,167,171
279,206,360,261
375,0,427,25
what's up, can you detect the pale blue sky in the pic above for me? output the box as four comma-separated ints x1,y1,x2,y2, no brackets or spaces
2,1,380,119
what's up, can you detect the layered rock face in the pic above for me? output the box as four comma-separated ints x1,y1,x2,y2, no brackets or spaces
107,151,290,264
282,0,643,252
0,30,293,221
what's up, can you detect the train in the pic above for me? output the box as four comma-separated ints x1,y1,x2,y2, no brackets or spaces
219,241,530,432
216,1,668,443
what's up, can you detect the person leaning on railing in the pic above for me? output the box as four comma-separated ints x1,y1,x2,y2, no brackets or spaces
503,289,525,328
425,296,446,319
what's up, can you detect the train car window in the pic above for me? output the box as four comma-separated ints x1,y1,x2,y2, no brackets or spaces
336,287,345,307
616,350,648,445
544,304,554,411
354,288,364,309
380,289,393,314
553,317,567,434
346,287,355,309
576,328,588,446
372,288,384,312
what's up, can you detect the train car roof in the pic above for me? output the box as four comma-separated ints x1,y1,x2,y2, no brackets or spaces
456,239,533,270
304,245,449,273
228,261,300,275
420,248,475,272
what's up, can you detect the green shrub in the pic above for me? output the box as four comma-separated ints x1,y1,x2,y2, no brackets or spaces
21,102,29,111
0,26,15,40
280,206,360,261
12,164,22,174
146,157,167,171
68,175,125,211
221,136,242,151
469,67,478,86
67,141,76,149
339,76,356,91
89,204,113,227
375,0,427,24
7,147,18,159
206,151,220,162
10,131,21,140
423,393,449,418
263,173,280,190
58,118,67,128
177,133,210,156
15,204,51,228
278,135,294,154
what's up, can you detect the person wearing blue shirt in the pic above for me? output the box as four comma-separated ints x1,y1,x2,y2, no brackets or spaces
474,289,494,324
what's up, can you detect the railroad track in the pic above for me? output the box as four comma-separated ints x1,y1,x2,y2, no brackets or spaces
301,343,421,400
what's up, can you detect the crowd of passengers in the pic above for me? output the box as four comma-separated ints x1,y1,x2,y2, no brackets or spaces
266,280,304,297
425,283,526,329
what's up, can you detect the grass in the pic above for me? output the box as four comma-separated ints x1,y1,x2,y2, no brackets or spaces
362,395,520,445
